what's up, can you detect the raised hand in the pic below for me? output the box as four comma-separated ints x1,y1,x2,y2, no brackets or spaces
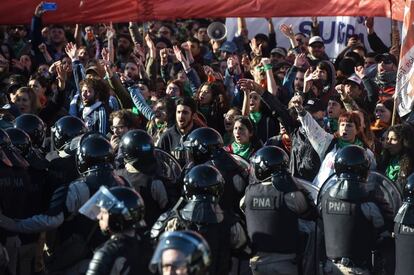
279,24,295,39
65,42,78,61
249,38,262,56
173,45,186,64
293,53,308,68
354,66,366,79
34,2,45,17
11,59,24,70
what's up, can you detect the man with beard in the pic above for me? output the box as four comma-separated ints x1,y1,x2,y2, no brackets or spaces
157,97,198,166
116,33,133,70
355,53,398,103
78,78,109,135
307,36,330,67
7,25,30,58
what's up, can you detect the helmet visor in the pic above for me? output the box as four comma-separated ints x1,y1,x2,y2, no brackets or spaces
79,185,122,220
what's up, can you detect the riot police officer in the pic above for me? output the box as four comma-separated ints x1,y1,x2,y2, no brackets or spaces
80,186,152,275
242,146,316,275
394,173,414,275
6,127,50,275
46,116,88,193
116,129,168,227
183,127,248,213
14,114,46,152
151,164,247,275
149,230,211,275
0,132,127,274
320,145,385,275
0,129,30,275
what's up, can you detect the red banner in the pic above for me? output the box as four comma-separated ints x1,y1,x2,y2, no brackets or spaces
0,0,405,25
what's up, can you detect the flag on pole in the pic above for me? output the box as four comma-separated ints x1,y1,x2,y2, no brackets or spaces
397,0,414,117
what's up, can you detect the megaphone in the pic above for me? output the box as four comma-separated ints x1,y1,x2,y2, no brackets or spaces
207,22,227,41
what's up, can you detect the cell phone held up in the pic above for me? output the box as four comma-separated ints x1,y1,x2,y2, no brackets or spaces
41,2,58,11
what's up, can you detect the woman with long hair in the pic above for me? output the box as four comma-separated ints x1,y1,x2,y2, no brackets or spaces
224,116,262,160
379,123,414,191
194,80,229,134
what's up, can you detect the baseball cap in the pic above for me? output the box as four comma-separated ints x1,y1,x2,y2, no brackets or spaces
343,74,362,86
219,41,237,54
270,47,287,57
309,36,324,46
375,53,398,66
304,98,324,113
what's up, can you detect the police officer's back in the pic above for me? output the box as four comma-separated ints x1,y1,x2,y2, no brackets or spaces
183,127,248,214
152,164,247,275
46,116,87,194
80,186,152,275
243,146,315,275
320,145,385,274
394,173,414,275
116,130,168,227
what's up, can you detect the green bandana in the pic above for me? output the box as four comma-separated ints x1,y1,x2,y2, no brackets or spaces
386,157,400,182
337,138,364,149
249,111,262,124
231,142,251,160
156,122,167,130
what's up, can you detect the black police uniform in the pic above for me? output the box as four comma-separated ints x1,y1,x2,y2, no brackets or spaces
244,146,316,275
183,128,248,214
394,173,414,275
116,130,169,226
152,164,245,275
320,145,384,273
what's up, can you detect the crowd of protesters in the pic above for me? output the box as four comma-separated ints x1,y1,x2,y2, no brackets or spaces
0,1,414,274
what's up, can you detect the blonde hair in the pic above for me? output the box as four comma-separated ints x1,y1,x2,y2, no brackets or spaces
13,87,41,114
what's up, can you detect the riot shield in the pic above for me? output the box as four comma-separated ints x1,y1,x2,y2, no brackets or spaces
154,148,182,184
317,171,402,220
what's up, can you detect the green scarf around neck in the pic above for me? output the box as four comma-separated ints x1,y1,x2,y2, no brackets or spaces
231,142,251,160
337,138,364,149
249,111,262,124
386,157,400,182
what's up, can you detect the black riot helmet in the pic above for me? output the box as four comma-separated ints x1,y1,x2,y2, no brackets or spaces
251,146,289,181
80,186,146,234
184,127,224,163
149,230,211,275
183,164,224,202
5,128,31,156
14,114,46,148
52,116,87,151
404,173,414,203
76,132,115,174
334,145,370,181
120,129,155,169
